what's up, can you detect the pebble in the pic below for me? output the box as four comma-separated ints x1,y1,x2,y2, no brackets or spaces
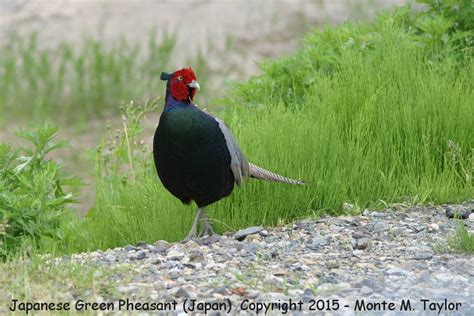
372,221,388,232
233,226,264,241
135,241,147,248
445,205,471,219
412,252,434,261
172,287,197,300
128,251,146,260
124,245,136,251
242,243,258,254
307,236,330,250
329,224,344,233
427,223,440,232
469,213,474,222
354,237,370,250
117,285,138,293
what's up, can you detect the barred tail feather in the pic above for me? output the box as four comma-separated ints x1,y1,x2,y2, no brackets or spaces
249,163,305,185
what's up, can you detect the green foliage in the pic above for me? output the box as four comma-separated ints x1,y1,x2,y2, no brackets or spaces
0,125,77,258
93,98,160,182
13,4,474,252
417,0,473,38
448,223,474,253
415,0,473,59
0,32,211,123
234,4,472,111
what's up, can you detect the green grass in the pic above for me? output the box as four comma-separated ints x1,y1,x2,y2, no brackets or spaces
42,7,474,253
0,31,211,124
0,249,132,314
448,223,474,254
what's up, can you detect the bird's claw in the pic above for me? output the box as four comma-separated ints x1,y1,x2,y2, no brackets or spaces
197,228,215,238
199,219,215,237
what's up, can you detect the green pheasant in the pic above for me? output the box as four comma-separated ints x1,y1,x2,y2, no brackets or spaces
153,68,303,240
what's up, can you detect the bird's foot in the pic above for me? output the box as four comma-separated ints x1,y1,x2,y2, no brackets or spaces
182,227,199,243
198,220,215,237
182,208,203,242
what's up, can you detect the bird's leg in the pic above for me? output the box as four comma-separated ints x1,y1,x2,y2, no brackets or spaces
199,209,215,237
184,207,204,241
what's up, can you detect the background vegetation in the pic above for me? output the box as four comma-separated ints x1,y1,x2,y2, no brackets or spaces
0,0,473,258
0,31,213,124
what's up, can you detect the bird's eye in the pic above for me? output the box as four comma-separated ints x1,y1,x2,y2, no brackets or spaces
177,76,183,81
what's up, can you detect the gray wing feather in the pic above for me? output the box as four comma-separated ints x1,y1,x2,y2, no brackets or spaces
214,117,250,186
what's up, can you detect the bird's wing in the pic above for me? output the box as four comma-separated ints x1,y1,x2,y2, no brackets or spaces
213,116,250,186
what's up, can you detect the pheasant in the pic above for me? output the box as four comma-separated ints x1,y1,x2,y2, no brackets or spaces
153,68,303,240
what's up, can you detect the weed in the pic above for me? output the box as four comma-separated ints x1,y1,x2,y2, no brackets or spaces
0,250,131,313
448,223,474,254
0,125,78,258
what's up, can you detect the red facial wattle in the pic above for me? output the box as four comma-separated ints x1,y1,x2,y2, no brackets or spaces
170,68,199,101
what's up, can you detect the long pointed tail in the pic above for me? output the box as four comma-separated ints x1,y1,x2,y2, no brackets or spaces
249,163,305,185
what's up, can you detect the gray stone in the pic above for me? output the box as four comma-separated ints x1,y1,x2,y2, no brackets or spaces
361,286,373,295
329,225,344,233
445,206,471,219
172,287,197,300
117,285,138,293
149,245,168,254
373,221,388,232
200,234,221,245
213,287,231,296
242,243,258,254
386,267,409,276
307,236,331,250
128,251,146,260
287,240,300,251
135,241,148,248
352,229,368,239
326,260,339,269
163,261,178,269
412,252,433,260
354,238,370,250
234,226,264,241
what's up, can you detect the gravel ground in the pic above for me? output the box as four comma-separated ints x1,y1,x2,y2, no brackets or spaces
49,203,474,315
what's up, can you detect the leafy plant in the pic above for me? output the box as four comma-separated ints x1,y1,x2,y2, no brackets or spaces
0,124,78,258
415,0,473,60
94,97,160,182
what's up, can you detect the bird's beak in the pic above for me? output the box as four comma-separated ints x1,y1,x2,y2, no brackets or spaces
187,80,200,90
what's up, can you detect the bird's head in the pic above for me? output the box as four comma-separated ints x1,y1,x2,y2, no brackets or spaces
161,68,200,102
